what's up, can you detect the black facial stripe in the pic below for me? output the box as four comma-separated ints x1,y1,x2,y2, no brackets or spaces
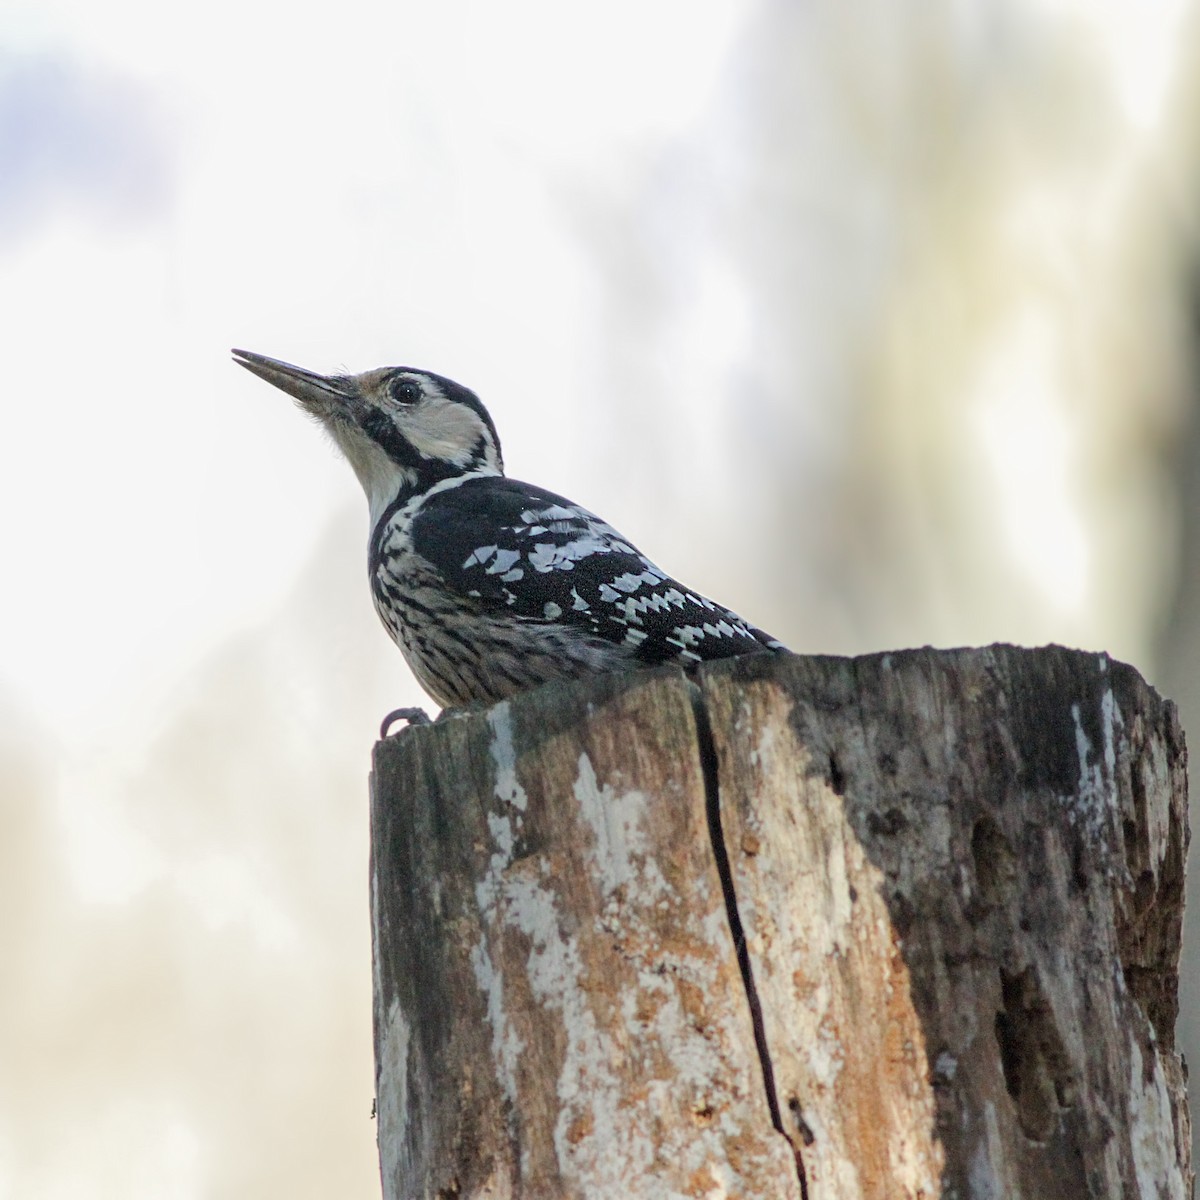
360,408,423,471
466,440,493,472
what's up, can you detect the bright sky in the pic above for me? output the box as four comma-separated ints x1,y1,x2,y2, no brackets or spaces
1,0,753,739
3,0,1191,732
2,5,765,1196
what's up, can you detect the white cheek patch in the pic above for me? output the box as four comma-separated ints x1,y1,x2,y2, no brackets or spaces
402,397,487,465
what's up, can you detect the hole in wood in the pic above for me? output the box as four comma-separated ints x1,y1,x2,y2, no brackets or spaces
994,966,1076,1141
827,751,846,795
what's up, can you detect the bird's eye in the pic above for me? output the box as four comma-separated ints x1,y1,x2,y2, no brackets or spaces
390,378,423,406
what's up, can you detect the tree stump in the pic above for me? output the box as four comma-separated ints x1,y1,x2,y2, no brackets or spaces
369,646,1190,1199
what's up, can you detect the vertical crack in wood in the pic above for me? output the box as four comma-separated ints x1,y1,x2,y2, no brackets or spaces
690,684,810,1200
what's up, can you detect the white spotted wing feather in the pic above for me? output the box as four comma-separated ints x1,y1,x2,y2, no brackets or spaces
370,477,783,706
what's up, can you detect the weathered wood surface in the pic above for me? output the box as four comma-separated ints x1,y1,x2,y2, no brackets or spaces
702,649,1190,1199
370,669,801,1199
370,646,1190,1199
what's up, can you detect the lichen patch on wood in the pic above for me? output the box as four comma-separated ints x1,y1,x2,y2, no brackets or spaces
372,669,799,1199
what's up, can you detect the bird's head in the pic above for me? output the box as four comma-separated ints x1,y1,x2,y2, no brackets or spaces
232,349,504,521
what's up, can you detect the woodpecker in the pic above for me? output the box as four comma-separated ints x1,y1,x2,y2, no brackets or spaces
232,350,787,719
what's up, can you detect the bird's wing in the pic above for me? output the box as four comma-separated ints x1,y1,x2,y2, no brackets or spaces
408,477,784,664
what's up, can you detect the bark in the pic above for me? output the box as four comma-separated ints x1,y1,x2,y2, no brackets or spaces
370,646,1190,1199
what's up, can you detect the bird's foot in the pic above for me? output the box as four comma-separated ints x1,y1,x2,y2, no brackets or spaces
380,707,433,739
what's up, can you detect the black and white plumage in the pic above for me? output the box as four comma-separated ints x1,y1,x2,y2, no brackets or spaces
232,350,786,710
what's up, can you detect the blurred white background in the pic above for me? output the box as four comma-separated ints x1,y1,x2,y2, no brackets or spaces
2,1,1199,1194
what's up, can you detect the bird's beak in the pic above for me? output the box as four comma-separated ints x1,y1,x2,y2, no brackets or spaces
231,349,354,411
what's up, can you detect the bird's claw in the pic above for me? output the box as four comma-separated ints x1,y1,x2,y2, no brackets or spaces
380,706,433,739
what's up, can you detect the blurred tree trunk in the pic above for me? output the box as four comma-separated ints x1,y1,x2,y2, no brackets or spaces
1157,288,1200,1176
370,647,1190,1200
